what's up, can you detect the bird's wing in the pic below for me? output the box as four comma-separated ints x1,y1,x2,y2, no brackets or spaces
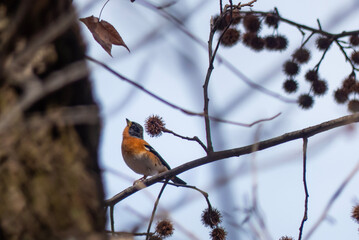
144,144,171,170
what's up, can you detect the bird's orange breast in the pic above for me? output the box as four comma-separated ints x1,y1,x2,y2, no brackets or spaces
122,128,166,176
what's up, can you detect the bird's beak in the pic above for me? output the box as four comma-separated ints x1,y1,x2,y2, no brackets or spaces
126,118,131,126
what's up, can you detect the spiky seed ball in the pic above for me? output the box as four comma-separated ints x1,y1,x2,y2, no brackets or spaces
249,35,265,51
350,34,359,46
210,227,227,240
354,82,359,93
312,79,328,96
351,51,359,65
292,48,311,64
352,205,359,223
220,28,240,47
201,208,222,228
283,79,298,93
283,60,300,76
265,12,279,28
334,88,349,104
348,99,359,112
145,115,165,137
279,237,294,240
298,94,314,109
316,36,332,50
242,32,256,47
230,11,242,25
243,14,261,33
242,32,264,51
342,76,357,93
264,35,278,50
155,220,174,238
213,15,229,31
305,70,319,82
275,35,288,51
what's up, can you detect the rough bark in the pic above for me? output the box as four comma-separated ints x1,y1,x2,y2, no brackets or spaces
0,1,106,239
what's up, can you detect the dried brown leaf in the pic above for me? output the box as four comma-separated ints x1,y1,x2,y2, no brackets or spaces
80,16,130,56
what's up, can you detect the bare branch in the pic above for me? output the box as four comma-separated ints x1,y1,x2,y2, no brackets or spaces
105,231,152,237
146,180,169,240
209,112,281,127
224,0,257,9
162,128,208,153
304,160,359,240
298,137,309,240
105,113,359,206
86,55,280,128
165,181,212,209
242,10,359,38
241,0,258,8
135,0,295,103
313,44,331,71
335,40,359,73
110,205,115,233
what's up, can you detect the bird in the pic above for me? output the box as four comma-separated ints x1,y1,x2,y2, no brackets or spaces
121,118,186,185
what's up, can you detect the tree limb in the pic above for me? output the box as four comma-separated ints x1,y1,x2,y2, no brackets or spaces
105,113,359,206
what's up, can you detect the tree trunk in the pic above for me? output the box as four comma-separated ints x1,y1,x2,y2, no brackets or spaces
0,1,106,239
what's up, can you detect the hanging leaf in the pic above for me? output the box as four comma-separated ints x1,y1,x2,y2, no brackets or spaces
80,16,130,56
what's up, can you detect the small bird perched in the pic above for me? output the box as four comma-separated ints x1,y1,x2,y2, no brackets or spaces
121,119,186,185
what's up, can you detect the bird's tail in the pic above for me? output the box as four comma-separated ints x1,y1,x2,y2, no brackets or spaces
172,176,186,185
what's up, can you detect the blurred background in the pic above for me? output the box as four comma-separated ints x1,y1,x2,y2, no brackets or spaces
74,0,359,239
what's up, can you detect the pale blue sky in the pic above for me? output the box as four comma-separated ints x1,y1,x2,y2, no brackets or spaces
75,0,359,239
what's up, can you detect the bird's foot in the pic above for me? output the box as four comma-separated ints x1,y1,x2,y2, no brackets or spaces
133,176,147,186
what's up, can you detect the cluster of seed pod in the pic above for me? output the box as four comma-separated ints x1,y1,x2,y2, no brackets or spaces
201,207,227,240
214,10,287,52
214,9,359,112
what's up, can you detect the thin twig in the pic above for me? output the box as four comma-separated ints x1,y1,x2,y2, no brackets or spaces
224,0,257,9
316,19,322,31
162,128,208,153
85,55,281,127
146,180,169,240
136,1,295,103
251,126,261,208
203,0,235,153
252,207,272,240
104,113,359,206
110,205,115,233
209,112,281,127
300,32,315,48
335,40,359,73
249,126,272,240
240,0,257,8
313,45,331,71
298,137,309,240
105,231,152,236
203,11,223,153
156,1,177,10
242,10,359,38
98,0,110,21
304,160,359,240
165,181,212,209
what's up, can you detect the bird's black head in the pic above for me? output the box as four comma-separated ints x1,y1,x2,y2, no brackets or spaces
126,119,143,139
